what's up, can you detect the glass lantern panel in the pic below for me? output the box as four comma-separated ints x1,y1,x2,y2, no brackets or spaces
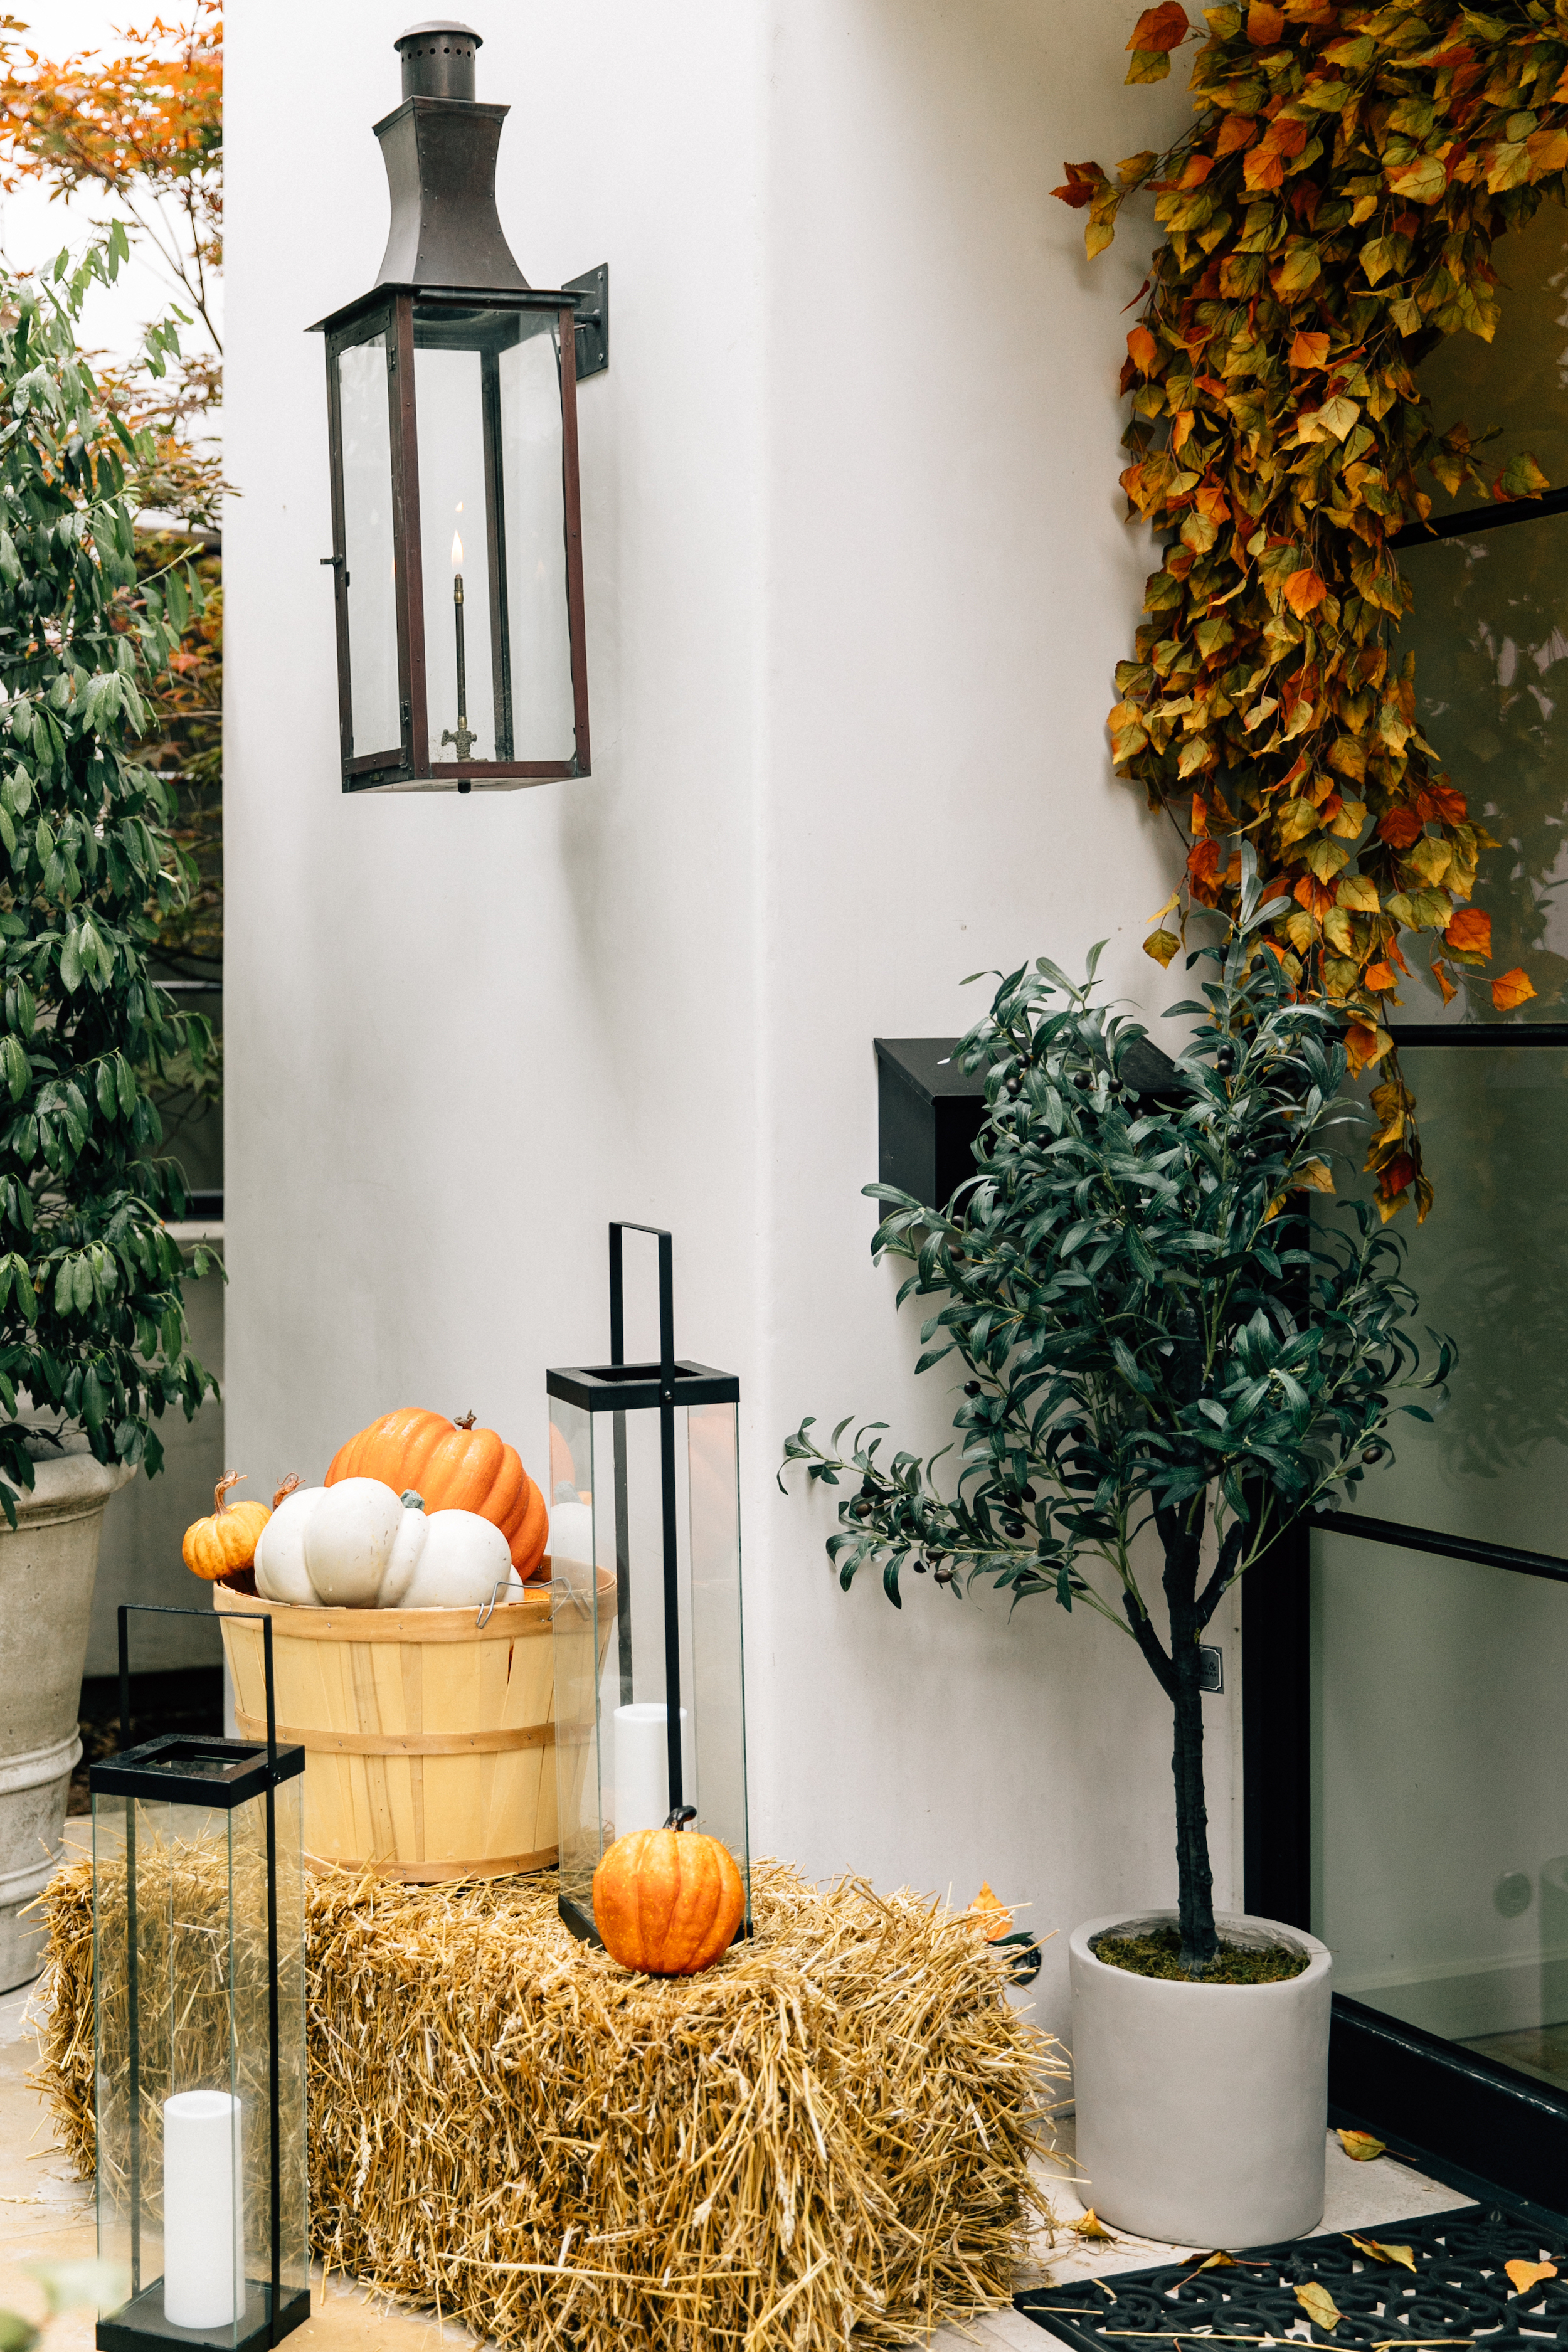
549,1396,608,1922
497,319,575,761
687,1402,750,1912
233,1776,308,2312
413,334,496,764
336,332,401,761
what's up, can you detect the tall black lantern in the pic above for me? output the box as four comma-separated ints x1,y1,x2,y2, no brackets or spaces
312,21,605,793
92,1607,309,2352
548,1226,751,1943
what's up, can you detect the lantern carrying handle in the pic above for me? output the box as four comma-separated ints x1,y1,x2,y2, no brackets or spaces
117,1600,278,1778
607,1222,684,1813
607,1219,674,1382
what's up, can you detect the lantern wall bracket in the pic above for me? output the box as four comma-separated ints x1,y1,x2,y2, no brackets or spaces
566,263,608,380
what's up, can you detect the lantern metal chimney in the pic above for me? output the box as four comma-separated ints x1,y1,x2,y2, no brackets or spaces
372,22,527,295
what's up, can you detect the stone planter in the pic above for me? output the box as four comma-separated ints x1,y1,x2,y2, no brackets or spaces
0,1446,136,1990
1070,1908,1332,2247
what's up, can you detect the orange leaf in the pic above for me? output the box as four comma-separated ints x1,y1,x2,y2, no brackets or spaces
1344,1024,1392,1076
1052,161,1106,209
1244,143,1286,193
968,1882,1014,1940
1443,906,1491,956
1191,793,1209,836
1127,324,1158,374
1290,331,1330,369
1424,780,1468,823
1377,808,1423,849
1072,2208,1118,2242
1248,1,1285,41
1364,961,1396,993
1505,2262,1557,2296
1492,967,1538,1011
1126,1,1189,51
1337,2128,1386,2161
1285,568,1328,617
1430,958,1458,1007
1216,113,1258,156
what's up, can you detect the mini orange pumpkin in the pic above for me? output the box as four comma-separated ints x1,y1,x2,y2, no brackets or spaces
183,1473,272,1581
592,1821,746,1975
326,1407,548,1575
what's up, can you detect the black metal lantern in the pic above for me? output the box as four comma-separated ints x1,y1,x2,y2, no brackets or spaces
92,1606,309,2352
548,1226,751,1944
312,21,605,794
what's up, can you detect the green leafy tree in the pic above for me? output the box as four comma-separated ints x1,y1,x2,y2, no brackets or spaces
0,238,218,1522
782,883,1449,1973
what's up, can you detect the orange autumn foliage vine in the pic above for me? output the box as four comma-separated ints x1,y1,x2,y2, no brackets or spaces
1056,0,1568,1219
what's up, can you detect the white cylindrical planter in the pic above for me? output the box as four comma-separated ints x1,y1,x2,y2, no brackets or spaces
0,1444,136,1990
1071,1909,1332,2247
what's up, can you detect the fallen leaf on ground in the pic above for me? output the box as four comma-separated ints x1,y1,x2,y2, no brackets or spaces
1296,2280,1343,2331
1187,2250,1237,2273
1505,2260,1557,2295
1350,2235,1416,2272
1073,2210,1118,2241
968,1881,1013,1939
1336,2127,1385,2160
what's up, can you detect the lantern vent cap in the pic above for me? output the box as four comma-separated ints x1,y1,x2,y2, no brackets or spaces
395,20,482,102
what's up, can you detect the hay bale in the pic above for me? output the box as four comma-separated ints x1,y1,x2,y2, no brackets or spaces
34,1856,1063,2349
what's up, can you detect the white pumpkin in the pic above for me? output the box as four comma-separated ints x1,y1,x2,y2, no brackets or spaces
253,1480,512,1610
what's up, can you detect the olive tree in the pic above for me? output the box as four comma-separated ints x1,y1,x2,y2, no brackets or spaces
783,902,1447,1973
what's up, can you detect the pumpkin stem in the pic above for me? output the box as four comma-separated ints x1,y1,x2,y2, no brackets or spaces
664,1806,697,1833
455,1410,477,1430
213,1470,244,1515
272,1474,302,1509
401,1489,427,1512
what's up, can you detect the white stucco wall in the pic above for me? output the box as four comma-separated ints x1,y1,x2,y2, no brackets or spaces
225,0,1233,2045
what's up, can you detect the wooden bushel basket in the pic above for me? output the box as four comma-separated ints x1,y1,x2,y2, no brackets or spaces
215,1571,614,1882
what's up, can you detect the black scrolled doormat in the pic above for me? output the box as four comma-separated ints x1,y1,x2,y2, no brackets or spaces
1016,2205,1568,2351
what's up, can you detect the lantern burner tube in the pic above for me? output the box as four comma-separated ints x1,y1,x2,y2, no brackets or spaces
442,570,475,764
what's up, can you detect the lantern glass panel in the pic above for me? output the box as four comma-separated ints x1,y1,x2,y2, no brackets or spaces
496,322,575,760
549,1382,750,1932
336,329,400,761
687,1401,750,1875
92,1771,307,2349
413,301,576,768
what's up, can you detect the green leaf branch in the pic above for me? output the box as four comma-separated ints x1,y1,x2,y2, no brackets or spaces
0,238,220,1524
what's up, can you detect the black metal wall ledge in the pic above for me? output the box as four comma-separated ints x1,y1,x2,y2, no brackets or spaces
1330,1992,1568,2232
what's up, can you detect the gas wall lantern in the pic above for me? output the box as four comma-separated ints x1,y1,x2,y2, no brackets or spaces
312,21,605,794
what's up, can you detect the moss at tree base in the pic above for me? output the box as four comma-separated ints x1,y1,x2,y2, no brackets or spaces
1093,1924,1308,1984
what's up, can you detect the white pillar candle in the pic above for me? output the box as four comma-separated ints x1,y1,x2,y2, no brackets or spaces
162,2089,244,2329
613,1702,687,1838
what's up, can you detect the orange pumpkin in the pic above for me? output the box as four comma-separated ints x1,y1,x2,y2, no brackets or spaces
326,1407,548,1574
183,1473,272,1581
592,1823,746,1976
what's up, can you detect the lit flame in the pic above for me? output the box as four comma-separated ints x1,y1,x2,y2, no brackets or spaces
451,530,463,568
